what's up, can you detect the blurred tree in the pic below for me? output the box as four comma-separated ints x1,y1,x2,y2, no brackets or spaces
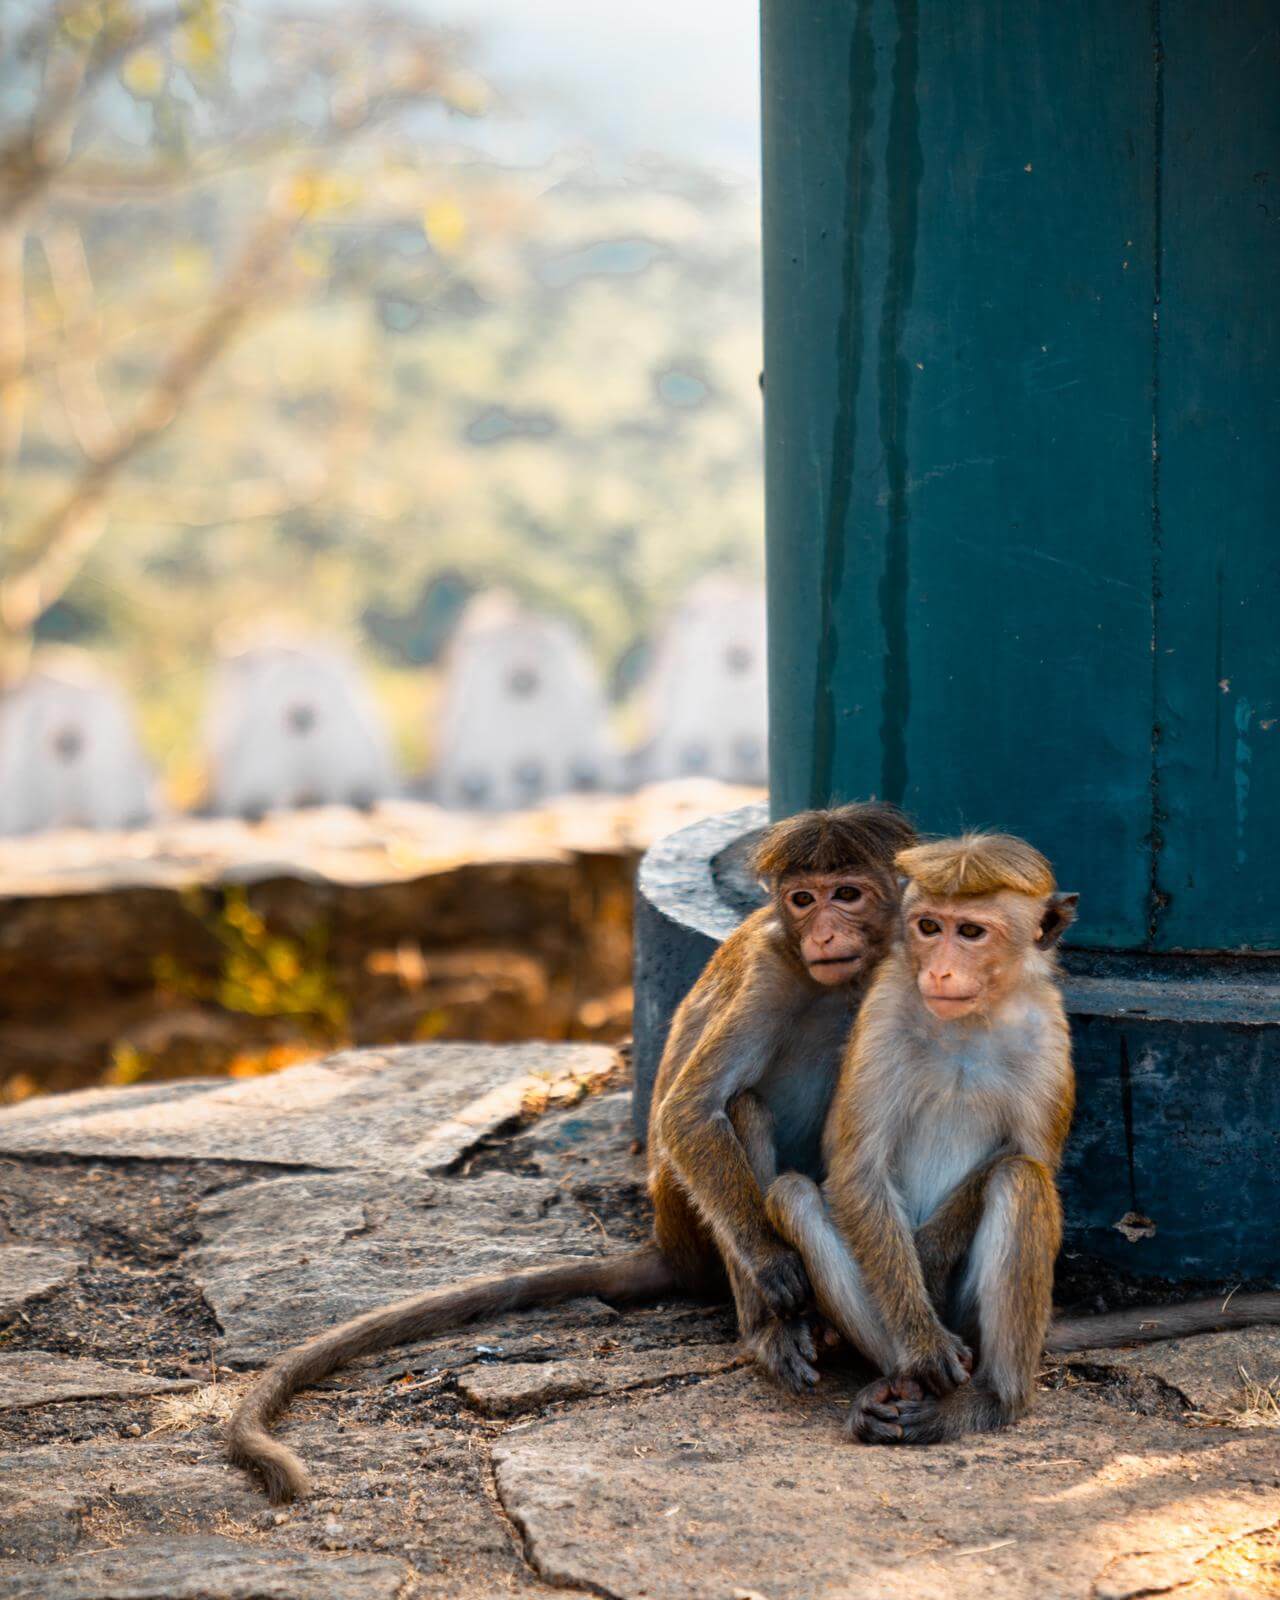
0,0,486,680
363,567,476,666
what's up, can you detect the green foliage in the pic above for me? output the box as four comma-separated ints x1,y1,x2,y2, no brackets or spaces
155,888,348,1037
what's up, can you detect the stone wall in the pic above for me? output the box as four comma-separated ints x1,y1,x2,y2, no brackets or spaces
0,782,760,1098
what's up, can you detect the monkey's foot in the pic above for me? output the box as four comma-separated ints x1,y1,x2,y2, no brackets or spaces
849,1380,1012,1445
845,1376,924,1444
749,1316,820,1392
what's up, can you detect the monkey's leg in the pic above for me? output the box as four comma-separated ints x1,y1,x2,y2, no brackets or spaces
852,1157,1060,1445
727,1254,821,1393
765,1173,897,1374
659,1095,809,1319
652,1096,783,1298
651,1159,725,1291
726,1090,778,1190
653,1147,815,1394
846,1149,1013,1440
913,1145,1012,1308
719,1095,821,1392
732,1093,844,1356
655,1125,813,1389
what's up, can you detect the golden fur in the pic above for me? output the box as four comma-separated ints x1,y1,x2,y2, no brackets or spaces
895,833,1056,900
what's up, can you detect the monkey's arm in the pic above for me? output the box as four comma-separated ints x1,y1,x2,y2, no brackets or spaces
655,1018,806,1319
827,1152,972,1395
913,1145,1013,1307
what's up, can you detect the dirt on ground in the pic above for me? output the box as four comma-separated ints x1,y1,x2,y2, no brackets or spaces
0,1045,1277,1600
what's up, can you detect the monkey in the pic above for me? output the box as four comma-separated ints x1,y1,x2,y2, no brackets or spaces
646,799,918,1388
227,800,918,1502
761,832,1280,1446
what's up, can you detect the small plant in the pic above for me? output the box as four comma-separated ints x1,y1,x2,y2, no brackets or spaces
155,887,350,1037
105,1044,148,1087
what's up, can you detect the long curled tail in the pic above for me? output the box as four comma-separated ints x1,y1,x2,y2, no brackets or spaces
1046,1291,1280,1355
226,1246,677,1504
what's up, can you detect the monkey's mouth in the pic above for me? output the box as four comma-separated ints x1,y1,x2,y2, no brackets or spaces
809,954,861,968
924,992,980,1007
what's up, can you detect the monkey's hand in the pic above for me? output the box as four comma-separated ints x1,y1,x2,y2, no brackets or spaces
748,1316,820,1392
894,1324,972,1396
747,1240,811,1319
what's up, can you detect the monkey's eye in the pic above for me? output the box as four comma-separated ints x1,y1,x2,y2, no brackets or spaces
789,890,815,909
957,922,987,941
917,917,941,936
833,885,863,903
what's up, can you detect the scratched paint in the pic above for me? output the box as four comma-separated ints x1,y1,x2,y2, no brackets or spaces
808,6,877,807
876,0,921,807
1153,1,1279,948
763,0,1279,951
1234,697,1253,869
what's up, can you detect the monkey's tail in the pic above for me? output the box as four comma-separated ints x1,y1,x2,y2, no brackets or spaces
226,1245,678,1505
1045,1291,1280,1355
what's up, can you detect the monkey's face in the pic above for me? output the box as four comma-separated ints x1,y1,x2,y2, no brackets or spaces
778,871,895,986
904,888,1074,1019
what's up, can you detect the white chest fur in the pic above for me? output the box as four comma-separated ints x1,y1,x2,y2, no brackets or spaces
891,1025,1022,1229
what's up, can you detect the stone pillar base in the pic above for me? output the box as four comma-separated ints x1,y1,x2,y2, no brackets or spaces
633,810,1280,1287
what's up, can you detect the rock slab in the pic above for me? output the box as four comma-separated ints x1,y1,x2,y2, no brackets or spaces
460,1343,744,1416
494,1367,1280,1600
0,1352,195,1411
0,1043,616,1170
1070,1325,1280,1414
0,1535,408,1600
0,1437,265,1562
192,1167,629,1364
0,1245,80,1316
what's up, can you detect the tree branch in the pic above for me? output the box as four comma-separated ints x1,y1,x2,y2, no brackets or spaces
0,7,179,225
1,209,297,641
0,224,26,507
41,218,117,460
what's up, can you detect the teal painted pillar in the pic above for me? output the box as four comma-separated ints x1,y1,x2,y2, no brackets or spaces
762,0,1280,953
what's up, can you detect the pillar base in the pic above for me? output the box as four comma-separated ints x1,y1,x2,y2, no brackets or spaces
633,810,1280,1287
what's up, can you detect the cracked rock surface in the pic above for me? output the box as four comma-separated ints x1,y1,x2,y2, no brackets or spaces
494,1372,1280,1600
0,1243,81,1315
1067,1327,1280,1415
0,1044,1277,1599
0,1043,615,1170
193,1166,629,1365
0,1535,411,1600
0,1352,195,1410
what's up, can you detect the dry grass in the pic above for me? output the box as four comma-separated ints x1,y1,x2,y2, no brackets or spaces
1189,1366,1280,1430
148,1379,248,1435
78,1499,130,1550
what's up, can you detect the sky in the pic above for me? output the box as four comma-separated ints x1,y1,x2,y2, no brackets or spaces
411,0,761,180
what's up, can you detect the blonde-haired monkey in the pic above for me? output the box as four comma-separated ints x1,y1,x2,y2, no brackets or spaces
765,832,1280,1443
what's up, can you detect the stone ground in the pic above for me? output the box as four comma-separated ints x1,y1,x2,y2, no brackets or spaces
0,1044,1277,1600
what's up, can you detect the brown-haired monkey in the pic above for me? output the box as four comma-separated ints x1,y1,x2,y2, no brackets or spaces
764,832,1280,1445
227,800,917,1501
649,799,917,1388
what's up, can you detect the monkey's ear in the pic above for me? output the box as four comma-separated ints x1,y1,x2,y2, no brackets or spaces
1037,892,1079,948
